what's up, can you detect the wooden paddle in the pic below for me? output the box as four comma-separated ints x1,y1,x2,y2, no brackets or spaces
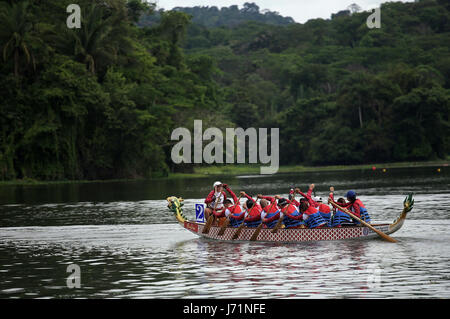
202,192,222,234
249,221,264,241
251,197,278,240
328,200,397,243
232,196,258,240
218,195,242,236
329,187,335,223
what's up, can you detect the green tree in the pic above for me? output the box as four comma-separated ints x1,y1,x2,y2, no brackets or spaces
391,87,450,160
337,72,372,129
158,11,191,69
67,3,114,74
0,1,34,78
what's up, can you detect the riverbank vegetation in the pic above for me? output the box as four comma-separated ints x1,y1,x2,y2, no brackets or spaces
1,160,447,186
0,0,449,182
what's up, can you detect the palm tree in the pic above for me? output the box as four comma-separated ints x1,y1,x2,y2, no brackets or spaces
57,3,115,75
51,1,136,76
75,4,115,74
0,1,34,78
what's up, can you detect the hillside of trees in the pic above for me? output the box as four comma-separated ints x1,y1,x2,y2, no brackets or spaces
139,2,295,28
180,0,450,165
0,0,449,181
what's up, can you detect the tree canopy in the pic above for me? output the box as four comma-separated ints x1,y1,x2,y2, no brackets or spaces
139,2,295,28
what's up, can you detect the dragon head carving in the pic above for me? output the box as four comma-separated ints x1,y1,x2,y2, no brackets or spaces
166,196,187,223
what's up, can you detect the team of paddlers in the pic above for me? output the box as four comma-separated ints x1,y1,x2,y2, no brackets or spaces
204,181,371,229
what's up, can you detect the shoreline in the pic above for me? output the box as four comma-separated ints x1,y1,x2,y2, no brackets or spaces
0,160,448,186
188,160,449,176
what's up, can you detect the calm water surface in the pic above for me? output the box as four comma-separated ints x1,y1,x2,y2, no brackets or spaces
0,167,449,298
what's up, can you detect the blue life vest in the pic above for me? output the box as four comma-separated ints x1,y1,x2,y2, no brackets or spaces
283,209,304,228
304,211,326,229
349,200,371,225
229,213,244,227
264,210,281,228
355,206,371,224
319,211,332,227
330,210,353,227
245,218,261,228
244,206,262,228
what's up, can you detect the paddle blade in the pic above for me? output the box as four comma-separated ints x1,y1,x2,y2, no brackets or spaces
232,221,245,240
250,223,264,241
376,230,397,243
218,218,230,236
271,218,283,233
202,215,214,234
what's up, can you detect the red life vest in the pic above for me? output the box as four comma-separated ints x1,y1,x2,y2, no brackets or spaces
304,206,318,215
349,199,366,218
227,204,242,217
245,204,262,227
227,205,245,227
263,202,279,213
318,203,331,214
247,204,262,218
281,204,298,215
281,204,303,228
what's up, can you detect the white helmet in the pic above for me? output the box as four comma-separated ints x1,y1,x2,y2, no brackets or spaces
213,181,222,187
313,196,323,203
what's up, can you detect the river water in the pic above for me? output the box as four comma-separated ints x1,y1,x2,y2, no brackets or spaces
0,166,449,298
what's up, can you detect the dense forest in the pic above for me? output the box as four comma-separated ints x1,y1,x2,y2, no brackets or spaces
0,0,449,181
139,2,295,28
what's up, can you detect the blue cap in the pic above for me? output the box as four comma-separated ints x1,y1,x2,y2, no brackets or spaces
346,190,356,199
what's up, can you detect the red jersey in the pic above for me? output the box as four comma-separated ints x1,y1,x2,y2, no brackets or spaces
298,189,319,208
318,203,331,214
261,196,280,213
304,205,319,216
205,190,227,208
281,203,303,220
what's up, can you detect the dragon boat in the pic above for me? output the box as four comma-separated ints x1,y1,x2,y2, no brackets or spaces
166,194,414,243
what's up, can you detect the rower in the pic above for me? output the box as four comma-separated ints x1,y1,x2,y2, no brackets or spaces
329,197,353,227
330,190,371,225
258,194,282,228
295,184,317,207
276,195,305,228
288,187,300,206
346,190,371,224
313,196,332,227
298,201,327,229
213,184,239,226
224,198,246,228
204,181,227,220
241,191,263,228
